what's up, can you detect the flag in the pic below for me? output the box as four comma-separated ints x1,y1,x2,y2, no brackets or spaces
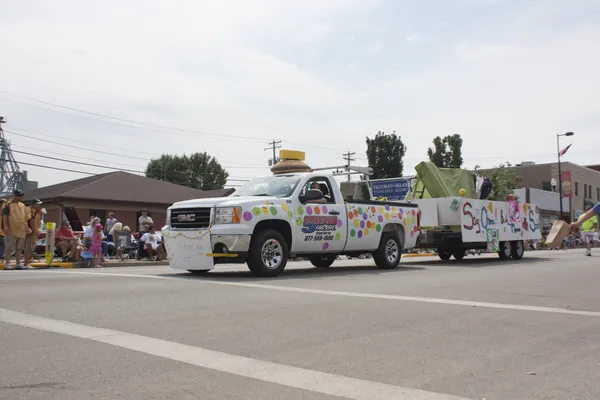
559,144,572,157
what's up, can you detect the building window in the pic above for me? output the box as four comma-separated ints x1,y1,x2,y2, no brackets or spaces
597,187,600,200
575,182,579,196
584,184,588,198
542,181,552,191
90,209,106,223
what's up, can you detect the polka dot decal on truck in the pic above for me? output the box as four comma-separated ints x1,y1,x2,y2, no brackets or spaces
346,204,417,240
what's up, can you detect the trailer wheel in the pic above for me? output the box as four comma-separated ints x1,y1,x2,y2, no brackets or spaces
372,233,401,269
308,255,336,268
498,241,512,260
511,240,524,260
438,250,452,261
247,229,289,277
452,250,466,260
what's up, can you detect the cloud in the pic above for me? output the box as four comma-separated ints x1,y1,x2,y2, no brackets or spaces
1,0,600,187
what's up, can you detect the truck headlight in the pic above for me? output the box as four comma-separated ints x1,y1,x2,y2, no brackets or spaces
215,207,241,225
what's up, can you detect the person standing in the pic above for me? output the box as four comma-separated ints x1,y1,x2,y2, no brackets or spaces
571,202,600,256
105,212,118,240
575,204,599,256
137,210,153,260
2,190,29,270
24,198,43,268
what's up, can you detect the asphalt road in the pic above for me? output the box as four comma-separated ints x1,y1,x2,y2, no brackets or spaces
1,250,599,400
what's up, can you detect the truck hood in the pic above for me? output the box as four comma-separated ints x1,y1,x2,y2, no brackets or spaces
171,196,280,209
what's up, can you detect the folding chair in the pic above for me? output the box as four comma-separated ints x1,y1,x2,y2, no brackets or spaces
114,231,138,261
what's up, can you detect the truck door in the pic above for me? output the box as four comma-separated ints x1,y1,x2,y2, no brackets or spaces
292,176,347,254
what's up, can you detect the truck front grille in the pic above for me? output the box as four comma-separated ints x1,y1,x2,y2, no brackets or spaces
170,207,211,229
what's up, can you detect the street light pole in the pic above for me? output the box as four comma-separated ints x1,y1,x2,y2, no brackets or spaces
557,132,574,221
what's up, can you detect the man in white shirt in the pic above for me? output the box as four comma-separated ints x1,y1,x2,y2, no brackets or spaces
140,226,165,261
138,210,153,233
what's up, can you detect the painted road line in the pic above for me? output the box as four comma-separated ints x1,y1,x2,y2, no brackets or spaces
0,307,472,400
34,270,600,317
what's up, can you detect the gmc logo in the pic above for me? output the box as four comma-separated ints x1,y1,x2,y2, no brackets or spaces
177,214,196,222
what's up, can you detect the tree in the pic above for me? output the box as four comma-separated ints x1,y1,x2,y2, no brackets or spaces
145,152,229,190
474,162,517,201
426,134,463,168
365,131,407,179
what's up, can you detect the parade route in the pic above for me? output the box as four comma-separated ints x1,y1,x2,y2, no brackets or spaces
1,250,599,399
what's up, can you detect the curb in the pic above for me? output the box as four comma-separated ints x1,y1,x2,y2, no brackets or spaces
402,253,435,258
30,261,170,269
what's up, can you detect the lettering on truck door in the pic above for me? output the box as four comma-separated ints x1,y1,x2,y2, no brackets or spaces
292,177,347,253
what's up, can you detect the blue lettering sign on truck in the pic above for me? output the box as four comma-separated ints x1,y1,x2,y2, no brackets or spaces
371,179,412,200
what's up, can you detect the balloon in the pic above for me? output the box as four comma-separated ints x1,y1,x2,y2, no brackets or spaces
459,188,467,197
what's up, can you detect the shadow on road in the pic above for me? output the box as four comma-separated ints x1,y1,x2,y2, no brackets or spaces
410,255,553,268
162,264,425,282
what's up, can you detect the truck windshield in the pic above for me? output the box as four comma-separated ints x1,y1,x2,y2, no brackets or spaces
232,175,301,198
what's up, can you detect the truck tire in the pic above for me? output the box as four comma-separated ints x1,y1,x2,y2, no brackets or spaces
372,233,402,270
452,250,466,260
438,250,452,261
188,270,210,275
511,240,524,260
308,255,336,268
498,241,511,260
247,229,289,277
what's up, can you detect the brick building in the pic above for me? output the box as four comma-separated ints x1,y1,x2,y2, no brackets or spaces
19,171,234,232
481,161,600,222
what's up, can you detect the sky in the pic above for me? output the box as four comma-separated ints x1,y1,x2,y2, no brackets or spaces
1,0,600,189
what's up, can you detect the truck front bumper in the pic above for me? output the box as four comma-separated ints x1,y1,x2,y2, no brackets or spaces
162,226,251,270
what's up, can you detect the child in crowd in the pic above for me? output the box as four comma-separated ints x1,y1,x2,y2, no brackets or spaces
90,223,104,268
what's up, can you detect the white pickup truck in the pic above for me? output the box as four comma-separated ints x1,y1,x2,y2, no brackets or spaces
162,168,420,277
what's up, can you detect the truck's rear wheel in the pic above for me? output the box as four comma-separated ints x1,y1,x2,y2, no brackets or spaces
308,255,336,268
247,229,288,277
511,240,524,260
452,250,466,260
498,241,512,260
372,233,401,270
438,250,452,261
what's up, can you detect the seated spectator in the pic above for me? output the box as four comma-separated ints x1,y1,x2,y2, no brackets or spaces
55,220,80,261
140,226,165,261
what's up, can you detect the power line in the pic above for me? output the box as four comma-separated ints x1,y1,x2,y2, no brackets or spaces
0,91,367,156
11,143,146,170
0,91,271,142
14,161,243,187
11,148,251,182
5,128,270,169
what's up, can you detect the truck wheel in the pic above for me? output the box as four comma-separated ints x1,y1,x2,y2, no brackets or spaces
452,250,466,260
498,241,512,260
511,240,524,260
372,233,401,270
308,255,336,268
438,250,452,261
247,229,289,277
188,270,210,275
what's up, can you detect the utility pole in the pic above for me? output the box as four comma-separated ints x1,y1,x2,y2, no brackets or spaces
0,116,26,195
342,151,355,182
265,140,282,166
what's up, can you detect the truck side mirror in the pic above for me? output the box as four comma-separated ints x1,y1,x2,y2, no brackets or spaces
300,189,324,203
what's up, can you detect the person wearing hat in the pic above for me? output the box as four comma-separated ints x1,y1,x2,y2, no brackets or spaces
137,209,153,260
23,198,44,268
2,190,29,270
